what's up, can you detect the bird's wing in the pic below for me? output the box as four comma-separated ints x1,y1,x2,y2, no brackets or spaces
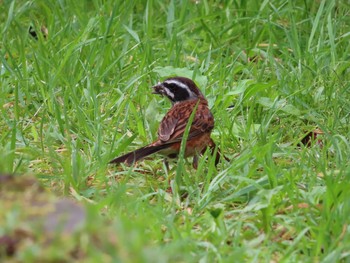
158,100,214,143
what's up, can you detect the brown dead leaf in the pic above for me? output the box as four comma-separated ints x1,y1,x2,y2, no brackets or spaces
299,128,324,147
29,25,48,40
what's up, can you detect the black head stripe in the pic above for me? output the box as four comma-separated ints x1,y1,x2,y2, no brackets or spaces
163,82,191,101
158,77,204,103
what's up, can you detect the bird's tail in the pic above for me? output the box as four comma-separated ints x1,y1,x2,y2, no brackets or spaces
109,143,169,165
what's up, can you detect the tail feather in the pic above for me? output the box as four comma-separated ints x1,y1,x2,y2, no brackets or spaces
110,144,168,165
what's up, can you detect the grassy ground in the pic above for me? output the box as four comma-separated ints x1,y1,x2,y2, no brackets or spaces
1,0,350,261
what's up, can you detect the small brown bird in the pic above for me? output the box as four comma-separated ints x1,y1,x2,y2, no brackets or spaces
110,76,225,168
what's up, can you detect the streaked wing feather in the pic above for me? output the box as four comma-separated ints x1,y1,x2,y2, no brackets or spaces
158,116,179,141
158,100,214,143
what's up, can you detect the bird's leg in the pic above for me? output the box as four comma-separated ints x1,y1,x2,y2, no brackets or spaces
205,139,230,166
192,154,199,169
162,158,174,193
163,158,170,174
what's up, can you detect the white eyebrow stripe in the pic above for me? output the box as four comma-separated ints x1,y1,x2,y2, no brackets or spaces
164,79,195,98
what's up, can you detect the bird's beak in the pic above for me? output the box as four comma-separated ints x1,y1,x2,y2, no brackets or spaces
152,82,164,96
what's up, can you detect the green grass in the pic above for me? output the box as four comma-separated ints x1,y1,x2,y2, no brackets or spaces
1,0,350,261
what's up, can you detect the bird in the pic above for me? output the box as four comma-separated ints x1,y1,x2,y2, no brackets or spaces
110,76,226,169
